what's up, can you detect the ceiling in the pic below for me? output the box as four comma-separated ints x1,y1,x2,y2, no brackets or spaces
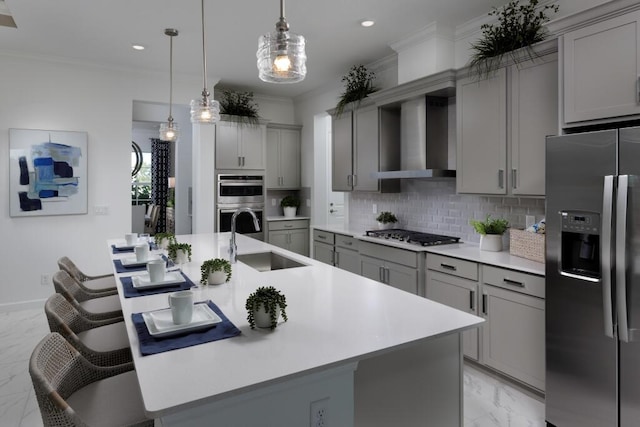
0,0,509,99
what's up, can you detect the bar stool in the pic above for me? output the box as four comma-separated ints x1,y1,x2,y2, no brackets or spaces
52,270,123,322
29,333,153,427
57,256,117,295
44,293,131,367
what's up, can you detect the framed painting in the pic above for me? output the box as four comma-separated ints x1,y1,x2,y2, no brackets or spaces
9,128,88,217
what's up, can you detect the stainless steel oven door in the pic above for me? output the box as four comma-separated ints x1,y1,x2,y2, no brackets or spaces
217,205,264,241
217,174,264,205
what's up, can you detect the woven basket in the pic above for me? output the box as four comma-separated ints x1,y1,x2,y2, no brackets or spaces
509,229,545,263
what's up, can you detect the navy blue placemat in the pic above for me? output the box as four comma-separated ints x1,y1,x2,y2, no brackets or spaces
113,254,168,273
120,272,195,298
132,301,241,356
111,242,157,254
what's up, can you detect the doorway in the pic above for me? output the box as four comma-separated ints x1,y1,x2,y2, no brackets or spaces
312,113,345,227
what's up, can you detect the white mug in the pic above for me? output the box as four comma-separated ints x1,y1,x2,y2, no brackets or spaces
147,259,166,283
134,244,149,262
168,291,194,325
125,233,138,246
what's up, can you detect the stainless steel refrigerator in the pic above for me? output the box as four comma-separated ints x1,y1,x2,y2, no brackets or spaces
546,126,640,427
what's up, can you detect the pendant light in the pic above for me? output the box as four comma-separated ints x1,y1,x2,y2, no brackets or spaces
190,0,220,124
159,28,179,142
256,0,306,83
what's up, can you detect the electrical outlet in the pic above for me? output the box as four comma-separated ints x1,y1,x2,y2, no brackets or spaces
372,204,377,214
310,398,329,427
525,215,536,228
41,274,50,286
306,198,311,207
94,205,109,215
271,198,276,206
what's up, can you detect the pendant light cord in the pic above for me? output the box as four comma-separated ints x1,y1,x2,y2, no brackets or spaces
168,33,174,121
200,0,208,98
280,0,285,19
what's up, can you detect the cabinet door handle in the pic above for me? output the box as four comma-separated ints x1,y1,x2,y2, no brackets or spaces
470,290,476,311
503,277,525,287
317,235,326,240
284,224,293,228
238,157,242,167
637,75,640,104
352,174,358,188
379,266,384,283
498,169,504,189
385,267,390,284
342,241,352,246
440,263,457,271
482,294,488,315
335,251,339,266
347,175,352,187
512,169,517,189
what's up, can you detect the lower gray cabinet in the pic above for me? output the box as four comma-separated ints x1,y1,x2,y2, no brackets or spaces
359,241,421,295
267,219,309,256
334,234,360,274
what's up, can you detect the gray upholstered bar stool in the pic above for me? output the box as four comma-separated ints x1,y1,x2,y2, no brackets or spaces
57,256,117,295
29,333,153,427
44,293,132,367
52,270,123,322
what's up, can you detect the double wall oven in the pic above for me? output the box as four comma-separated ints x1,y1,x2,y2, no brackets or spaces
216,174,264,240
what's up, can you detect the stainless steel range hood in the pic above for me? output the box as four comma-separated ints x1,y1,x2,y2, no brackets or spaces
373,96,455,180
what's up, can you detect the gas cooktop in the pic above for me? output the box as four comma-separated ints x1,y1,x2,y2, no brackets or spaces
365,229,461,247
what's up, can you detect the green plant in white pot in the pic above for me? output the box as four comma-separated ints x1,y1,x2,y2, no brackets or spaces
246,286,288,330
167,242,192,264
376,211,398,230
281,195,300,218
154,232,176,250
200,258,232,285
470,215,509,252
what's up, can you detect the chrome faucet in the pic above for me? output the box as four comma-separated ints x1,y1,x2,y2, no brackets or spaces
229,207,260,263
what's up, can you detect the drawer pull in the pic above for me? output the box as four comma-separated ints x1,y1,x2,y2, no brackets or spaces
482,294,488,315
284,225,293,228
317,235,326,239
441,263,457,271
503,278,525,287
342,241,352,246
470,290,476,311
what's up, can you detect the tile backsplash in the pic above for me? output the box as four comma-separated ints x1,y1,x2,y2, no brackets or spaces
348,180,545,245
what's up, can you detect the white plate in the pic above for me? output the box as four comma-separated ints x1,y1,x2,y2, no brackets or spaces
142,304,222,338
114,239,144,249
132,272,186,289
121,255,162,267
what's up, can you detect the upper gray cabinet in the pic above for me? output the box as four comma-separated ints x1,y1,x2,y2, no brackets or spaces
561,10,640,125
330,104,400,193
215,120,266,170
456,43,558,196
266,124,301,189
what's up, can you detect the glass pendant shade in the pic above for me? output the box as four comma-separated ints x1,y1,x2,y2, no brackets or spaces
257,31,306,83
190,96,220,124
159,121,179,142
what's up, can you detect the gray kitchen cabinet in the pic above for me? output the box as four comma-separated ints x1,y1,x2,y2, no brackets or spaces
359,240,421,295
426,254,480,360
330,105,400,193
215,120,266,170
266,125,301,189
481,265,545,391
456,44,557,196
267,219,309,256
312,229,335,265
334,234,360,274
562,10,640,124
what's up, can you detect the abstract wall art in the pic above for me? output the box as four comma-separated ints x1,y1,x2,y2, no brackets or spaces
9,129,88,217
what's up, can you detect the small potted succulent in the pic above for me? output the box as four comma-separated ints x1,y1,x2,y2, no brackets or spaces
376,211,398,230
470,214,510,252
167,242,192,264
245,286,288,330
154,232,176,250
200,258,232,285
280,195,300,218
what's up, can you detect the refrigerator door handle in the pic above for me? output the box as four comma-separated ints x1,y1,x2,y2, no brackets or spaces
602,175,615,338
617,174,630,342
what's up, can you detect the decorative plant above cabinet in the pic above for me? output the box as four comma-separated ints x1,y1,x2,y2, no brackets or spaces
218,90,260,125
468,0,559,78
335,65,378,116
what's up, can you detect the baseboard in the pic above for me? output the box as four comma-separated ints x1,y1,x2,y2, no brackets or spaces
0,299,46,313
464,358,545,402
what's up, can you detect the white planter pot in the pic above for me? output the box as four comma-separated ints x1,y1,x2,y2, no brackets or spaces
479,234,503,252
175,249,189,264
283,206,297,218
207,271,227,285
159,238,169,250
377,222,395,230
253,304,280,329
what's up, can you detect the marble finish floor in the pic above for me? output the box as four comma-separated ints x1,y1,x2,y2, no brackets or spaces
0,307,544,426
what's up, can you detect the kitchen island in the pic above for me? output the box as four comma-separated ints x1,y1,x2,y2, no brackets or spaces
109,233,483,427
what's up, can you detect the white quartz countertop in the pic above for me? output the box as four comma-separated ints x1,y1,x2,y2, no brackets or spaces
312,224,545,276
266,216,311,221
108,233,483,418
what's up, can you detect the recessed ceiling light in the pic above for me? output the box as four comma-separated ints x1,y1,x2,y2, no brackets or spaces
360,20,375,28
132,44,145,51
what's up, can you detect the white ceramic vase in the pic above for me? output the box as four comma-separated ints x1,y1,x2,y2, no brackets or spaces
377,222,394,230
159,238,170,250
253,304,280,329
479,234,503,252
176,249,189,264
283,206,297,218
207,271,227,285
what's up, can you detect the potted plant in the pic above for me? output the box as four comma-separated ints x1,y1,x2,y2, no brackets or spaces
376,211,398,230
245,286,288,330
470,214,510,252
218,89,260,126
154,232,176,250
280,195,300,218
468,0,559,79
167,242,192,264
200,258,232,285
335,64,377,116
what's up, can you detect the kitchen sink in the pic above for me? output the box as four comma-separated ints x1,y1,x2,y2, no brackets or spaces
236,251,307,272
